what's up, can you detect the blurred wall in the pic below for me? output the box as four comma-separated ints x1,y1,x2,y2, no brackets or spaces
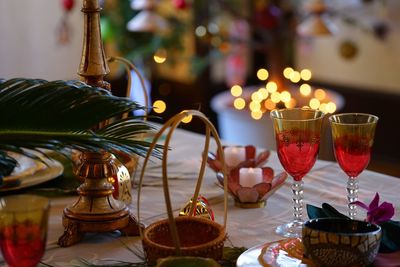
296,1,400,95
0,0,83,80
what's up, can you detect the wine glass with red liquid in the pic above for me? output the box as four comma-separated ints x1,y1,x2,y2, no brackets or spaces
0,194,50,267
270,108,325,237
329,113,378,219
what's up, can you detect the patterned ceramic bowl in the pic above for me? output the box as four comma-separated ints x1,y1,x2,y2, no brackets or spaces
302,218,382,267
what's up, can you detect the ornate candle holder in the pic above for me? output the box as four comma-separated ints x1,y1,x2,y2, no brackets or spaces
58,0,142,246
216,168,287,208
207,145,287,208
207,145,270,172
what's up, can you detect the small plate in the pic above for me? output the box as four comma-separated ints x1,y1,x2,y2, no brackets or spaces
236,238,399,267
3,153,46,184
0,158,64,192
236,238,311,267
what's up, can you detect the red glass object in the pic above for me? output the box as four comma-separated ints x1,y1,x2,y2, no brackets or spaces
277,134,320,181
0,195,49,267
333,135,371,178
270,108,324,238
62,0,75,12
0,223,46,267
329,113,378,219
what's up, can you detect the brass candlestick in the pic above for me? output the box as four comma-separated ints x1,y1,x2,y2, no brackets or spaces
58,0,142,247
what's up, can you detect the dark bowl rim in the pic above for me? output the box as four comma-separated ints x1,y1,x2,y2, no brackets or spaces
303,218,382,236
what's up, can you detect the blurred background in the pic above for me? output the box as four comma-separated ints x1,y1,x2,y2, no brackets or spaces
1,0,399,176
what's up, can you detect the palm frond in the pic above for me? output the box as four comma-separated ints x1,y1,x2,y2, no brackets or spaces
0,78,159,180
0,78,144,131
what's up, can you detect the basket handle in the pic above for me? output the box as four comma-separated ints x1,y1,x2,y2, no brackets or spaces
107,56,149,118
136,110,228,256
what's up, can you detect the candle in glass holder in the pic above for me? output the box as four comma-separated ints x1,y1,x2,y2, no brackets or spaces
224,146,246,167
239,167,263,188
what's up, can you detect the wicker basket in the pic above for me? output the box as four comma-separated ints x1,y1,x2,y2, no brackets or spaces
137,110,229,265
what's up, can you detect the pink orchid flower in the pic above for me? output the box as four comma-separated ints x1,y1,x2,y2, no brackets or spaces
353,193,395,224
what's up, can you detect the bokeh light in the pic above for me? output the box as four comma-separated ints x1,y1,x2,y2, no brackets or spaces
300,84,312,96
195,25,207,37
309,98,320,109
257,68,269,81
249,101,261,111
153,49,167,64
182,114,193,123
283,67,294,79
264,99,276,110
289,71,301,83
300,69,312,81
257,88,268,99
230,85,243,97
271,92,281,103
234,98,246,110
266,81,278,93
326,102,337,113
153,100,166,114
314,89,326,100
280,91,291,103
251,110,263,120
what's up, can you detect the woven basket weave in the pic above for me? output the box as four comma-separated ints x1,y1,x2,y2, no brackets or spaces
137,110,229,265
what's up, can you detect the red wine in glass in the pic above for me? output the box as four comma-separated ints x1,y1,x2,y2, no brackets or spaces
329,113,378,219
277,134,320,181
334,135,371,178
0,223,46,267
271,108,324,238
0,195,49,267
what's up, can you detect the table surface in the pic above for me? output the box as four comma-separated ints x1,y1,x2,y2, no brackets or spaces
1,127,399,267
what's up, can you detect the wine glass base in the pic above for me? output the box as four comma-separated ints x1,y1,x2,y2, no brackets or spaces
275,221,303,238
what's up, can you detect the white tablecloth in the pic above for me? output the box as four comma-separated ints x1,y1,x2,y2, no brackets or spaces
1,128,399,266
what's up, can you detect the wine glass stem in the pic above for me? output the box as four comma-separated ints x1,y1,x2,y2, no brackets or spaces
347,176,359,219
292,180,304,223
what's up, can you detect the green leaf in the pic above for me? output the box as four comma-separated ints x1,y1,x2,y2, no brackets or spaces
379,220,400,253
306,204,330,219
321,203,349,219
0,78,161,183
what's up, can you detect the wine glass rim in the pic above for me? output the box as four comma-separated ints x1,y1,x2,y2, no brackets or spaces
329,113,379,125
0,194,50,213
270,107,325,121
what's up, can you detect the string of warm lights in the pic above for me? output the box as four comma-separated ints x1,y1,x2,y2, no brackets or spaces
231,67,337,120
148,34,336,124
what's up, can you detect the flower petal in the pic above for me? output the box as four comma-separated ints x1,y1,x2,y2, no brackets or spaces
369,192,380,210
352,200,369,210
367,202,395,224
245,145,256,160
237,187,259,203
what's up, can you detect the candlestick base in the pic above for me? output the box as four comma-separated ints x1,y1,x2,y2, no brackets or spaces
234,199,266,209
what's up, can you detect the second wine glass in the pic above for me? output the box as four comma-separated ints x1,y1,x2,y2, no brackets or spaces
329,113,378,219
270,108,325,238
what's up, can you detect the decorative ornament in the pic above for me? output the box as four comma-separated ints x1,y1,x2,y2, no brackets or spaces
127,0,169,33
216,168,287,208
57,0,75,45
225,19,250,87
179,195,215,220
255,4,281,30
372,21,390,41
172,0,188,10
297,0,335,37
207,145,270,173
339,40,358,60
208,146,287,208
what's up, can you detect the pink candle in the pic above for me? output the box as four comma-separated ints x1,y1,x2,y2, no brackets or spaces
224,146,246,167
239,167,262,187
